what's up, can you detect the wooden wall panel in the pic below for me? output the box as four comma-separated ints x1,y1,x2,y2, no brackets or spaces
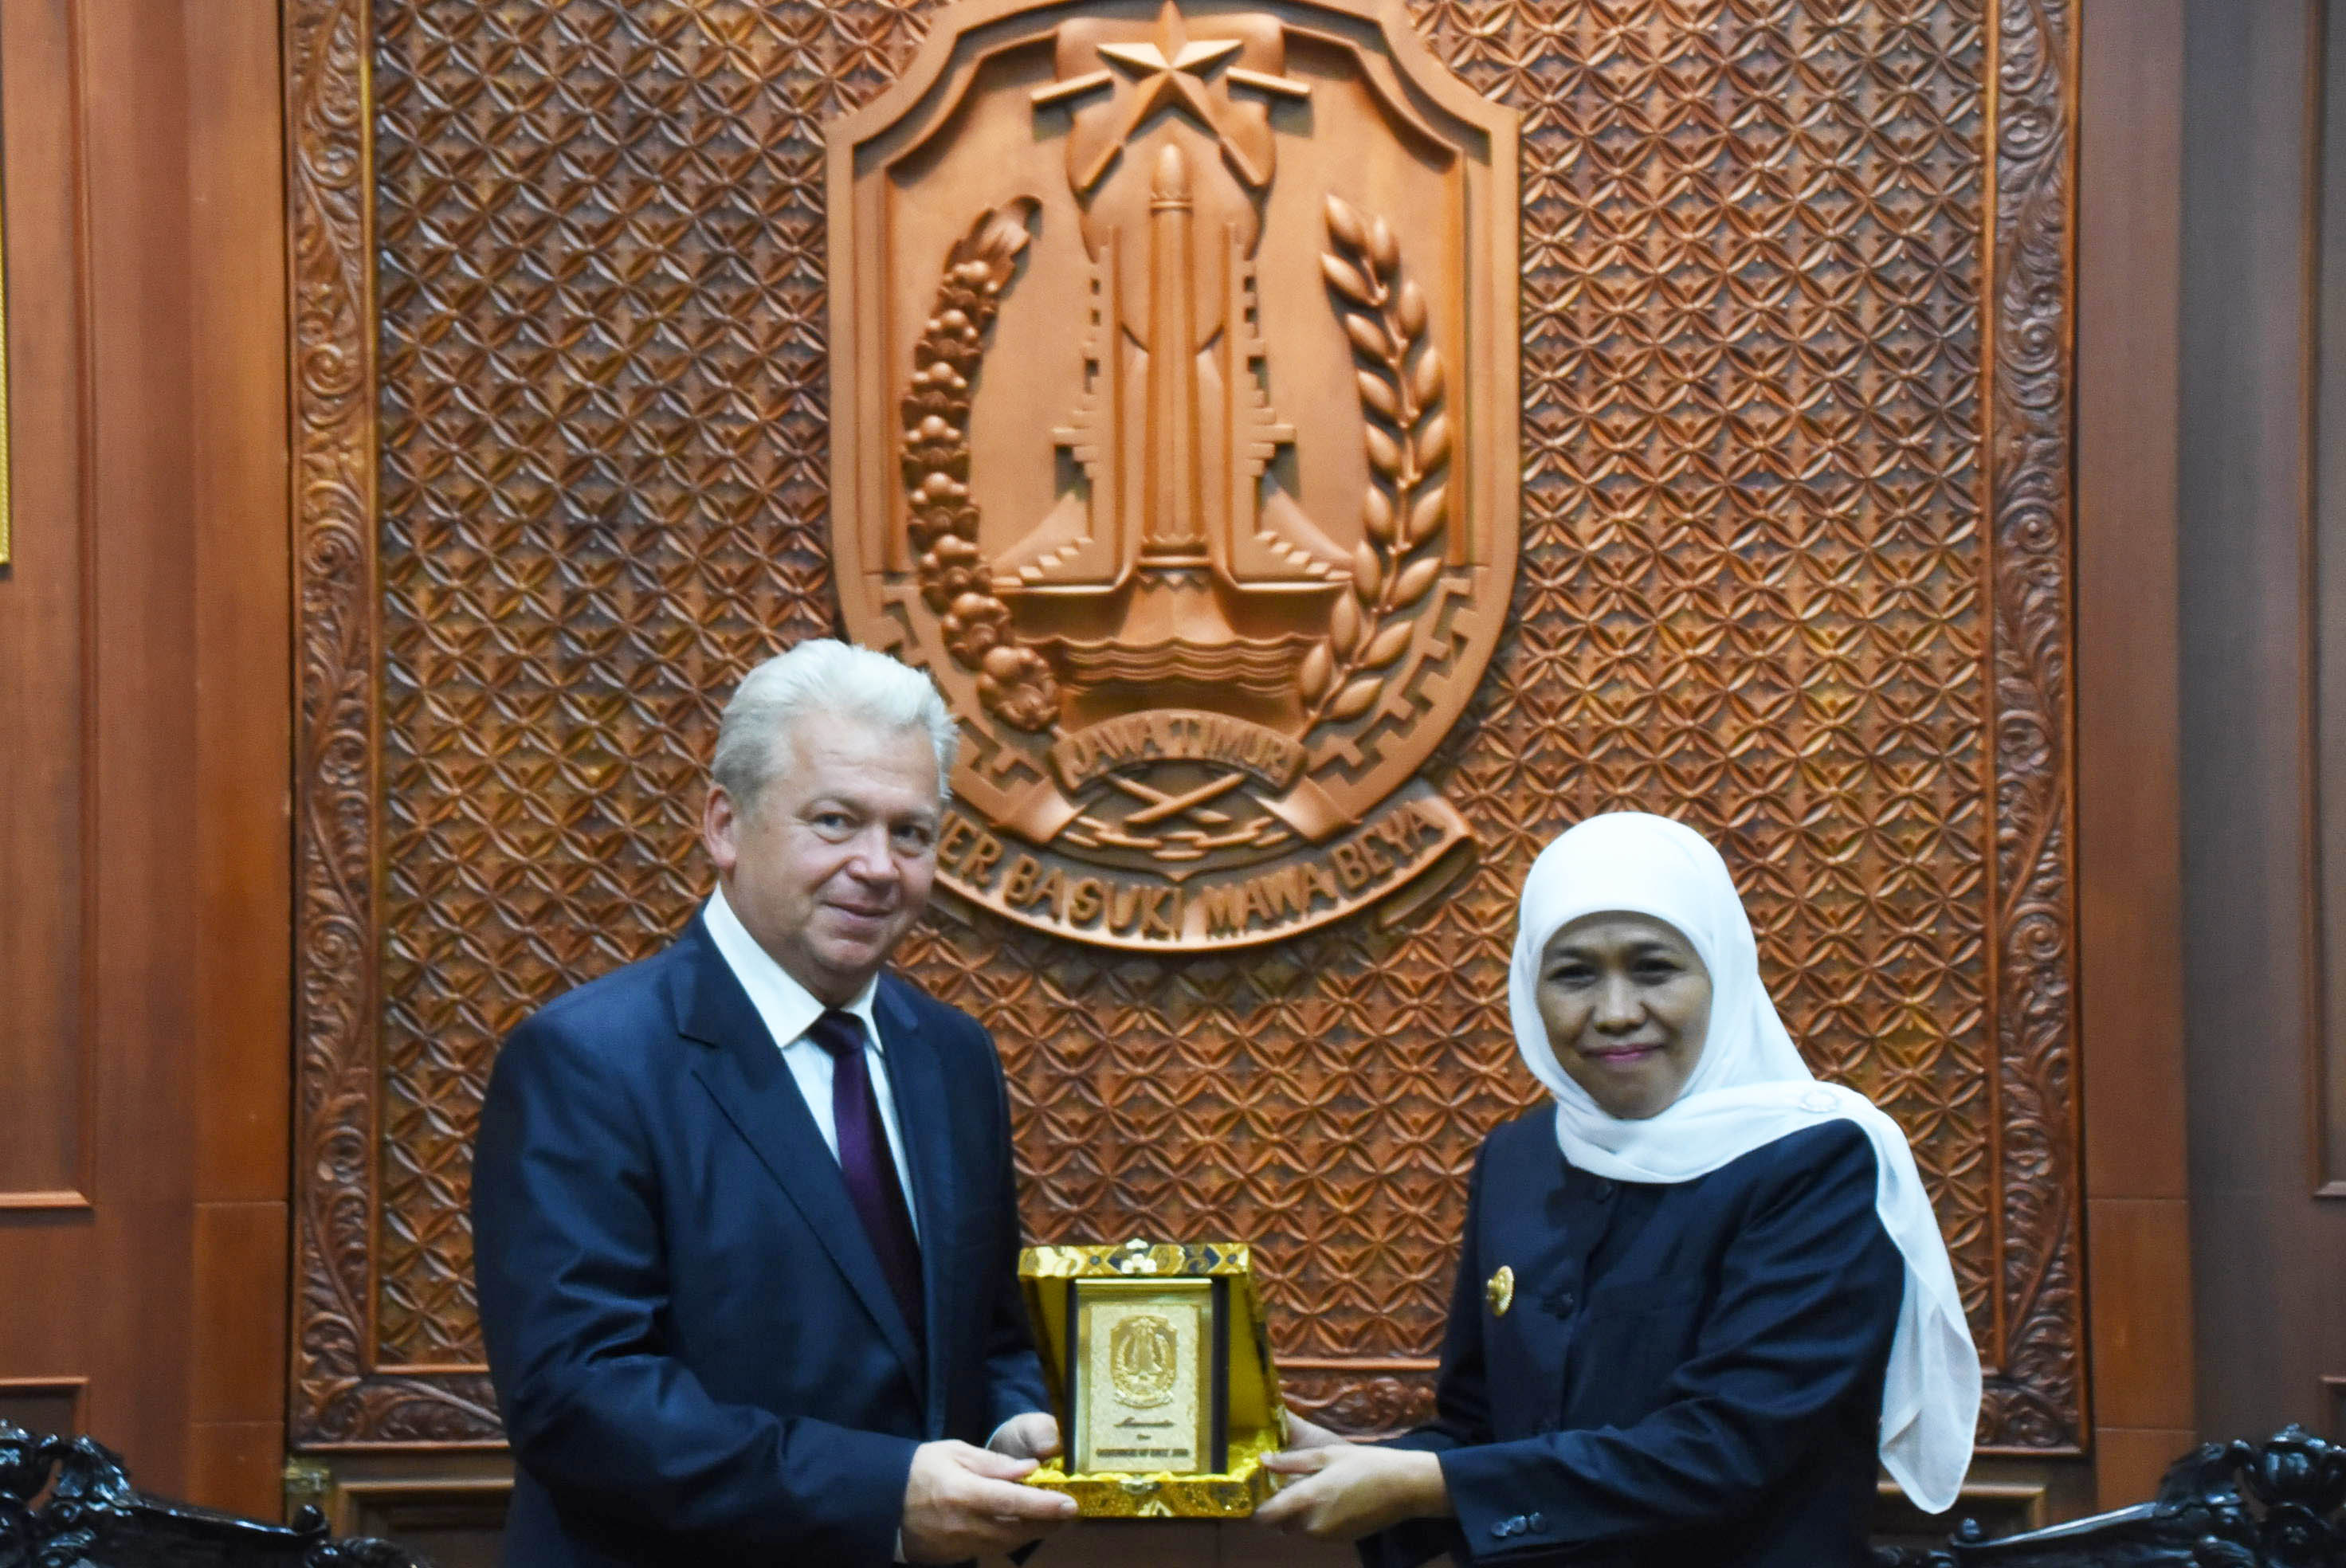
2317,0,2346,1201
286,1457,516,1568
186,0,298,1515
0,0,94,1211
0,0,292,1519
286,0,2094,1464
2177,0,2346,1446
0,1381,86,1439
0,0,194,1484
2075,0,2197,1510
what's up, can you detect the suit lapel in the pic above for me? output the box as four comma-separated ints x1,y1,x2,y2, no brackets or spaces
876,977,955,1436
673,921,923,1388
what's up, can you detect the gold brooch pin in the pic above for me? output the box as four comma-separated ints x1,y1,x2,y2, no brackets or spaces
1485,1264,1515,1316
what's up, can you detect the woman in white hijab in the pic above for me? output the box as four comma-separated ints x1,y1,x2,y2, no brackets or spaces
1257,812,1980,1566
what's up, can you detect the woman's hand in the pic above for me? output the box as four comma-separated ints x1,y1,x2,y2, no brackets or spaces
1278,1406,1348,1452
1254,1445,1450,1542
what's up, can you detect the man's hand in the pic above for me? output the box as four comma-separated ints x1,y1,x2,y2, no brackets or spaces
899,1440,1077,1564
1254,1445,1450,1543
986,1411,1061,1463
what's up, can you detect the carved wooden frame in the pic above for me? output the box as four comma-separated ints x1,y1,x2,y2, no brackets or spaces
284,0,2086,1452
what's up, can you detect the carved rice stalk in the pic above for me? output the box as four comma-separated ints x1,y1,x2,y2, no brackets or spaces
902,199,1060,733
1300,194,1449,731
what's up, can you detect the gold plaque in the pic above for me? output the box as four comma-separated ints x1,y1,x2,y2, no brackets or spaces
1077,1283,1209,1473
1020,1240,1287,1516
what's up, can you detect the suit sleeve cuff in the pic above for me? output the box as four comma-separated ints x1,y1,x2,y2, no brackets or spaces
810,1425,920,1566
1436,1444,1567,1561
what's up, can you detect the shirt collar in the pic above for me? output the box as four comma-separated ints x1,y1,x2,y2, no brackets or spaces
704,884,884,1052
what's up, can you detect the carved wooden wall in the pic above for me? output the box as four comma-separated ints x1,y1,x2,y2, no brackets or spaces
287,0,2082,1456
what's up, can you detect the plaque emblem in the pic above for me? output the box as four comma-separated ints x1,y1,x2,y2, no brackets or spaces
830,0,1518,949
1108,1311,1181,1408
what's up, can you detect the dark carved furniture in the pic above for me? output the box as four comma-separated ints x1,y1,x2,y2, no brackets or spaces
1878,1428,2346,1567
6,1420,2340,1563
0,1425,418,1568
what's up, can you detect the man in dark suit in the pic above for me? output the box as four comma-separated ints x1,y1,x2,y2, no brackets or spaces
473,639,1077,1566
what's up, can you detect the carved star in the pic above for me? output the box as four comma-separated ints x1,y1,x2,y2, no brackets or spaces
1030,1,1310,190
1081,2,1277,188
1096,3,1243,131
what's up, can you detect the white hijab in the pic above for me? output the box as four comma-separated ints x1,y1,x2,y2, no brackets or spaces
1506,812,1980,1514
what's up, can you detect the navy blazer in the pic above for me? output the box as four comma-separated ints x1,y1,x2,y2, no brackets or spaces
472,915,1050,1568
1363,1115,1905,1568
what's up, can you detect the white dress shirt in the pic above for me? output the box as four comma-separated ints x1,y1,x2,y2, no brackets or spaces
702,884,919,1237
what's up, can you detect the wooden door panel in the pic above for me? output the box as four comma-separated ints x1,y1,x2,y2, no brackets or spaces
0,0,92,1211
0,0,291,1517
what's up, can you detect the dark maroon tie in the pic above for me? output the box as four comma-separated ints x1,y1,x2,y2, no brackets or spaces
806,1009,925,1345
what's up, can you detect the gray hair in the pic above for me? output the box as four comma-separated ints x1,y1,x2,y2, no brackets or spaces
712,640,959,811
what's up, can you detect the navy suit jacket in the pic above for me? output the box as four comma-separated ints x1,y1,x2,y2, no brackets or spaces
1364,1115,1905,1568
472,915,1050,1568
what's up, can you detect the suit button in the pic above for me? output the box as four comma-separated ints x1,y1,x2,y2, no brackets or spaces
1590,1178,1614,1201
1528,1512,1547,1531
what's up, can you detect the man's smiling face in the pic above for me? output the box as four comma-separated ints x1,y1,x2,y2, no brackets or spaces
702,713,942,1005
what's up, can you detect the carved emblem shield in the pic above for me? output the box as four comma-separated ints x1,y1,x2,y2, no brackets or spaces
829,0,1517,949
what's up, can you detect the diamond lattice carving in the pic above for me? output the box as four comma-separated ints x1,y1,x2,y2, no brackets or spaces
290,0,2078,1449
